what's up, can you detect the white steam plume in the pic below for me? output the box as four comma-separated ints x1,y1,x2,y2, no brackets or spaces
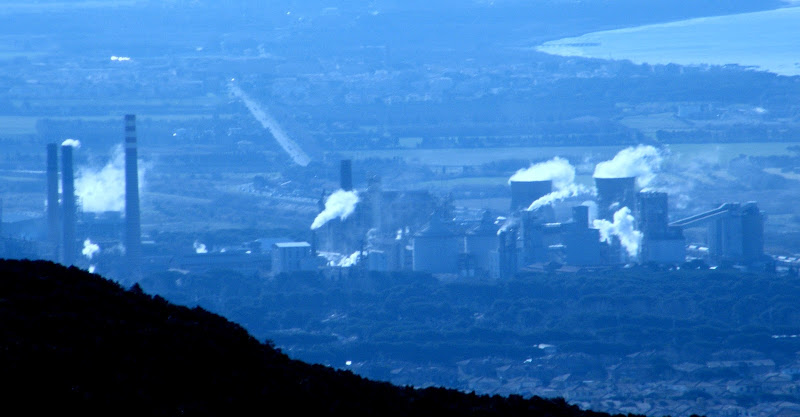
82,239,100,260
593,145,662,187
62,139,81,148
338,251,362,267
193,241,208,254
75,145,146,213
311,189,359,230
527,184,593,211
509,157,575,189
509,157,593,211
496,216,515,236
593,207,642,258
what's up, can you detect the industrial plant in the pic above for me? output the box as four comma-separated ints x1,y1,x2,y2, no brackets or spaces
262,152,770,279
0,121,772,281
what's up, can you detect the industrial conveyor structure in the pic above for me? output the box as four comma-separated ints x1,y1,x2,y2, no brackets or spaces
670,202,764,265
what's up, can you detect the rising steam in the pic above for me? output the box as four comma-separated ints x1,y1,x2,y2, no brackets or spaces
594,145,662,187
311,190,360,230
75,145,145,213
193,241,208,254
509,157,593,211
593,207,642,258
82,239,100,260
61,139,81,148
509,157,575,189
338,251,362,267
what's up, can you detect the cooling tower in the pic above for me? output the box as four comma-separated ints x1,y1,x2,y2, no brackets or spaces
340,159,352,191
46,144,59,254
510,180,552,211
594,176,636,221
61,144,76,265
124,115,142,275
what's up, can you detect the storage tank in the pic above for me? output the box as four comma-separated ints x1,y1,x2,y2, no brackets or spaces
465,212,499,273
412,215,460,274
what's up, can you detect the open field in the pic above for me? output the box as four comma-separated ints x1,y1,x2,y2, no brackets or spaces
337,142,798,167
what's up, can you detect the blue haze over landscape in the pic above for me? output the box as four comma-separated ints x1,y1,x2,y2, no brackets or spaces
3,1,800,416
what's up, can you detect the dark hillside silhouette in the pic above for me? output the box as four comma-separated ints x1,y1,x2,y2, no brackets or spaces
0,259,654,417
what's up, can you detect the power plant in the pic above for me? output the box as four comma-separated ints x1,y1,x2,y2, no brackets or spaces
0,140,776,280
305,160,770,278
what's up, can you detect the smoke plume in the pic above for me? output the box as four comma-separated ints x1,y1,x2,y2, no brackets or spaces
75,145,145,213
311,189,360,230
193,241,208,254
61,139,81,148
593,207,642,258
593,145,662,187
338,251,362,267
509,157,592,211
527,184,593,211
509,157,575,189
82,239,100,260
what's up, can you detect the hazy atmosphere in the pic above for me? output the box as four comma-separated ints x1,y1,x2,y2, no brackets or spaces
2,1,800,416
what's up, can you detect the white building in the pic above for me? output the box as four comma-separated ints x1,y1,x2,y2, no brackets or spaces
271,242,313,275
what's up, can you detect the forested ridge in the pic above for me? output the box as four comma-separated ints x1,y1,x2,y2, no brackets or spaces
0,259,653,416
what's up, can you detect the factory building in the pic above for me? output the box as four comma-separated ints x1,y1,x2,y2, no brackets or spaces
175,251,270,276
271,242,315,275
671,202,765,265
520,211,551,264
464,211,499,275
493,226,518,279
316,164,437,261
412,214,461,274
594,176,637,221
562,206,604,266
637,191,685,265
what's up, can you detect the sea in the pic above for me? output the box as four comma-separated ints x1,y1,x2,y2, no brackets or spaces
536,5,800,76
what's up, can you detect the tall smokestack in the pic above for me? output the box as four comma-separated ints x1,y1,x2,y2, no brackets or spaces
61,144,76,265
125,114,142,276
46,144,60,257
340,159,352,191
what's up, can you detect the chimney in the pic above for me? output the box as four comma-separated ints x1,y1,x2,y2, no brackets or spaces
124,115,142,276
46,144,60,257
340,159,352,191
61,144,76,265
